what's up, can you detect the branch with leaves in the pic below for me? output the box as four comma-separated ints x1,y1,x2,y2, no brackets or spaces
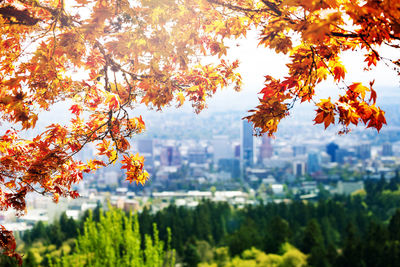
0,0,242,261
204,0,399,135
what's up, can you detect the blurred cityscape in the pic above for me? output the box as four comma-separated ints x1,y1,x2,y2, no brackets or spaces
2,98,400,234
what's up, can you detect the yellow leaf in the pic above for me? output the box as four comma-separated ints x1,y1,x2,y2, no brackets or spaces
177,92,185,106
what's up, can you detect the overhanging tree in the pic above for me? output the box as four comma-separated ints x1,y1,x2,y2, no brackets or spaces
0,0,399,262
205,0,399,135
0,0,242,261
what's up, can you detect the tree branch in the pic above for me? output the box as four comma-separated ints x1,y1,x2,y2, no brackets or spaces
0,6,39,25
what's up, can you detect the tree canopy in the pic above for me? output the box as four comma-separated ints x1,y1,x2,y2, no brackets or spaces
229,0,399,135
0,0,241,260
0,0,399,261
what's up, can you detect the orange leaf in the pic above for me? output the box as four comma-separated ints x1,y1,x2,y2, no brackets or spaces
69,104,82,116
333,66,346,82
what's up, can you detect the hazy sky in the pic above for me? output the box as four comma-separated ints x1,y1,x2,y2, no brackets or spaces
203,31,400,113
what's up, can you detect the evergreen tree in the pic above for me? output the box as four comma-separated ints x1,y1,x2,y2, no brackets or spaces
337,223,365,267
29,221,48,244
264,216,291,253
301,219,324,254
389,209,400,241
59,213,78,239
22,251,37,267
363,222,388,267
48,221,65,247
228,219,262,256
309,246,330,267
183,238,201,267
300,219,328,267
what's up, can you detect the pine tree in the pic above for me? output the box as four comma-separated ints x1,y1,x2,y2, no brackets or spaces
389,209,400,241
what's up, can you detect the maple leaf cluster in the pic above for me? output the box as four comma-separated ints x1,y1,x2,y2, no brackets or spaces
0,0,242,260
205,0,399,135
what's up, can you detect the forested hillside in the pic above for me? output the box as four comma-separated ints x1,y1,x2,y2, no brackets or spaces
2,178,400,266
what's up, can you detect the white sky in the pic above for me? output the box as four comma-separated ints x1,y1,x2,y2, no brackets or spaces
203,31,400,113
8,15,399,134
64,2,399,115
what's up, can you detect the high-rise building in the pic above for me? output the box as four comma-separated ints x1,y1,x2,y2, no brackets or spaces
382,142,393,156
307,152,321,174
188,146,207,164
259,135,273,164
326,142,339,162
241,120,254,169
218,158,241,178
335,148,349,164
234,143,241,158
293,161,306,176
160,146,181,166
356,142,371,160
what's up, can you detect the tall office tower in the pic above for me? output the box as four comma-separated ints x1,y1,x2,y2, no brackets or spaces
326,142,339,162
293,161,306,176
259,135,273,163
357,142,371,160
218,158,241,178
160,145,181,166
335,148,349,164
188,146,207,164
212,135,232,164
234,143,241,158
307,152,321,174
241,120,254,169
382,142,393,156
